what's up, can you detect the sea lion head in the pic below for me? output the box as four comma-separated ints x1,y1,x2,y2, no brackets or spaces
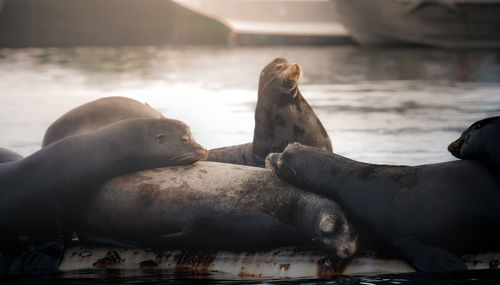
313,208,357,259
266,143,356,258
258,57,302,97
265,142,319,184
150,118,208,165
103,118,208,168
448,116,500,166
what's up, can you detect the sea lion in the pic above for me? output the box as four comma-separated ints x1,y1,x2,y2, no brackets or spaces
42,96,163,147
448,116,500,166
0,148,22,163
80,161,356,259
0,118,207,274
266,143,500,272
207,57,332,167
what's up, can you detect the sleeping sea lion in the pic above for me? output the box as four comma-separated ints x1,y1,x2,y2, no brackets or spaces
0,118,206,274
266,143,500,272
81,161,357,259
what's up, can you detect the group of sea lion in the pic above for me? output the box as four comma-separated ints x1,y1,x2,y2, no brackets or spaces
0,57,350,275
0,57,498,275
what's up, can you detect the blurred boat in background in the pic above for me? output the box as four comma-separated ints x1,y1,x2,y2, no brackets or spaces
331,0,500,49
0,0,231,47
173,0,351,45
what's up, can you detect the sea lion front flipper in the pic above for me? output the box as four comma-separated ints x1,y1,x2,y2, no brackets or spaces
391,236,467,272
8,235,64,275
8,210,66,275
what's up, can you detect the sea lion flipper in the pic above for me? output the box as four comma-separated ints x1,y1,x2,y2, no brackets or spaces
7,210,65,275
391,236,467,272
8,233,64,275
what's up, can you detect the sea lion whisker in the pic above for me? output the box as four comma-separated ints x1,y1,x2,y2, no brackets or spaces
298,70,304,84
171,151,204,163
170,152,195,161
278,69,290,83
269,165,278,178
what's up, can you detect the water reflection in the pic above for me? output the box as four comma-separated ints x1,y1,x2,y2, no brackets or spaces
2,268,500,284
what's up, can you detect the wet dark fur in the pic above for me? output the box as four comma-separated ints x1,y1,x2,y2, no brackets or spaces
0,118,206,275
448,116,500,166
207,58,332,167
42,96,163,147
267,143,500,273
83,162,356,258
0,148,22,163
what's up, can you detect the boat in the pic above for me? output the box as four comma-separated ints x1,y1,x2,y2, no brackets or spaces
0,0,230,47
330,0,500,49
172,0,351,45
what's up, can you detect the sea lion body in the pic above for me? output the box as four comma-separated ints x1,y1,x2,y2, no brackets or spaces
82,161,356,258
42,96,163,147
267,143,500,272
0,148,22,163
207,58,332,167
0,118,206,274
448,116,500,166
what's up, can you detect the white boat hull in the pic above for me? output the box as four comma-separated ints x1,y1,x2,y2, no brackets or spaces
331,0,500,49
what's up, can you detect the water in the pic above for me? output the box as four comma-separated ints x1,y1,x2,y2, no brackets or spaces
3,269,500,284
0,45,499,284
1,46,499,165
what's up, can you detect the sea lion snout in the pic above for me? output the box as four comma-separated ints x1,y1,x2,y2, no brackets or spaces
279,63,302,84
265,144,303,176
265,152,281,170
316,216,357,259
312,210,357,259
336,240,357,259
448,139,463,157
196,148,209,160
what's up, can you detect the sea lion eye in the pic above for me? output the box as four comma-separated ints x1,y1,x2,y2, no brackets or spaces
181,135,190,143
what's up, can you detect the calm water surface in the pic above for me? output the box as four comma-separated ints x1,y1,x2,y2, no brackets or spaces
0,46,499,284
